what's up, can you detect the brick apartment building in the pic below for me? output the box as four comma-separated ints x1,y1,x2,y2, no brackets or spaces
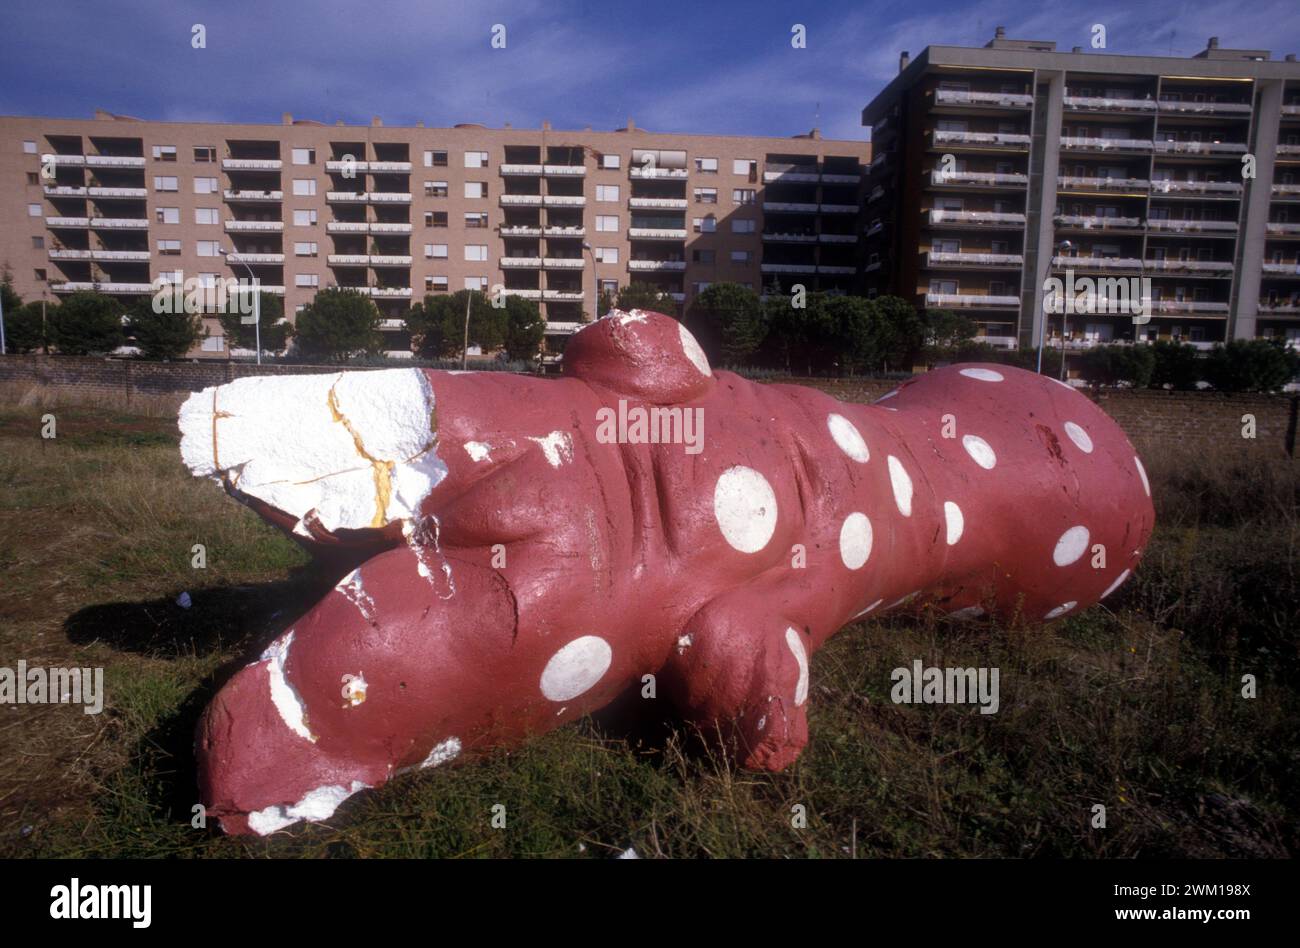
0,112,869,358
862,29,1300,359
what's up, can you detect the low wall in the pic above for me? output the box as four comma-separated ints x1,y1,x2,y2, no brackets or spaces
1,355,1295,456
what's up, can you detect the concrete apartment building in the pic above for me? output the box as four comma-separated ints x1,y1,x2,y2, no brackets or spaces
0,111,869,358
861,29,1300,357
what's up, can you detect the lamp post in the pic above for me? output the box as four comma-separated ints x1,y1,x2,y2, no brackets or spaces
1037,239,1073,375
0,284,7,355
219,248,260,364
582,240,599,322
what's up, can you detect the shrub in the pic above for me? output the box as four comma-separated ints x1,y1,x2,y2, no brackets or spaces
291,288,382,362
1204,339,1300,393
48,291,126,355
126,299,205,360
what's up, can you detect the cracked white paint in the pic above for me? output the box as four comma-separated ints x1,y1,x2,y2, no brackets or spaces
335,568,377,623
262,631,315,743
527,430,574,467
463,441,492,462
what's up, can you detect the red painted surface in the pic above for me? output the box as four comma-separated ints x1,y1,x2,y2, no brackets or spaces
190,310,1155,834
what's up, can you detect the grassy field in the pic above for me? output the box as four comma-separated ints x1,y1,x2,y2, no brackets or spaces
0,381,1297,858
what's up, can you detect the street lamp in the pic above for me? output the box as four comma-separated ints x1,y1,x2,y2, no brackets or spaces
218,247,261,364
1037,239,1074,375
582,241,599,323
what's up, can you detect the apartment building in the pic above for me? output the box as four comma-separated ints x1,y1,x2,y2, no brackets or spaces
0,111,868,358
861,29,1300,357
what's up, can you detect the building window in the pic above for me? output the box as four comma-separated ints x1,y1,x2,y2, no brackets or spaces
693,249,715,263
465,212,489,228
154,176,178,191
693,282,712,294
27,203,41,217
35,268,46,281
464,245,488,262
23,140,37,154
425,181,448,197
26,172,38,185
292,178,316,196
596,185,620,202
730,250,752,265
733,159,755,175
158,239,181,255
194,146,216,163
201,335,225,352
424,150,448,167
294,209,317,226
464,151,489,168
292,148,316,165
294,241,318,256
425,244,448,259
152,145,177,161
733,189,756,204
464,182,487,199
695,157,718,174
596,215,618,232
194,177,219,194
197,240,221,257
694,188,717,204
595,247,618,264
31,236,44,249
464,276,489,291
425,275,449,291
156,207,180,224
195,208,219,225
295,274,319,288
731,219,756,233
601,154,621,169
693,215,716,233
426,211,447,227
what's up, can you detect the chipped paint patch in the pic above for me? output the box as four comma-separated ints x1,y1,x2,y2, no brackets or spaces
247,780,370,835
263,631,315,743
527,430,574,467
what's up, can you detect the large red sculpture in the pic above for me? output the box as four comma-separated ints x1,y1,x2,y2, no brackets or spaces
179,309,1154,835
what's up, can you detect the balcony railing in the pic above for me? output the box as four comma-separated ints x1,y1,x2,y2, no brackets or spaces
91,217,149,229
1148,300,1230,314
89,186,148,199
501,257,542,268
1052,255,1143,270
763,168,819,183
819,265,856,274
628,227,687,239
225,252,284,264
544,165,586,176
369,222,412,234
1061,137,1153,152
763,202,819,213
328,191,369,202
369,192,412,203
763,232,817,243
1148,219,1237,233
370,161,412,172
926,251,1024,267
1146,259,1234,273
43,154,85,166
501,289,543,300
628,260,686,271
1064,95,1157,112
822,172,861,184
1267,222,1300,235
544,226,585,237
1055,214,1141,229
225,220,284,232
932,129,1031,147
222,158,282,170
925,293,1020,308
46,216,89,227
1280,145,1300,156
935,89,1033,107
629,197,687,209
1263,262,1300,275
1257,301,1300,314
630,167,688,179
44,186,87,197
543,321,584,334
544,195,586,206
542,290,585,301
224,189,283,201
370,254,412,266
85,155,145,168
1153,140,1247,155
820,203,858,213
326,221,369,233
48,249,92,260
90,250,152,262
1150,179,1242,195
328,254,370,265
819,233,857,243
53,282,153,294
500,194,543,206
1158,100,1251,115
1058,175,1149,191
325,159,368,172
1273,184,1300,198
927,209,1026,226
543,258,585,269
931,170,1028,187
501,225,542,236
500,164,543,175
760,263,816,273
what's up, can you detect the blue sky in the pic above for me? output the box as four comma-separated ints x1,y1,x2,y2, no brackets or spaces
1,0,1297,141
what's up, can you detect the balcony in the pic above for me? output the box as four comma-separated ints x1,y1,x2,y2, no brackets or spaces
224,189,283,202
932,129,1031,148
935,89,1033,108
931,170,1028,187
1051,255,1143,271
544,225,586,237
543,321,584,334
378,318,407,330
820,203,858,214
764,166,820,183
325,159,368,172
1273,184,1300,199
628,227,687,240
500,257,542,268
544,164,586,176
91,217,149,229
1263,262,1300,275
500,225,542,236
367,287,413,298
1146,259,1234,274
326,221,370,233
328,254,370,265
1060,137,1153,153
1148,300,1230,315
544,195,586,207
225,252,284,264
542,290,585,301
1266,223,1300,235
222,158,283,170
500,164,543,175
44,154,85,166
370,254,412,266
370,161,412,172
1148,219,1237,233
89,186,148,199
1054,214,1142,230
328,191,369,203
53,281,153,294
1258,300,1300,313
225,220,284,232
1058,175,1149,192
502,288,543,300
90,250,151,262
926,251,1024,268
819,233,857,243
43,186,87,197
629,197,688,209
628,260,686,271
369,222,412,234
1158,100,1251,115
500,194,543,206
763,232,818,243
85,155,145,168
819,265,856,274
763,202,819,213
47,249,92,260
1063,95,1157,112
630,167,688,179
822,173,861,184
46,216,89,228
927,209,1026,226
761,263,816,274
925,293,1019,309
1153,140,1247,156
1149,179,1243,195
369,192,412,203
1281,145,1300,156
543,258,585,269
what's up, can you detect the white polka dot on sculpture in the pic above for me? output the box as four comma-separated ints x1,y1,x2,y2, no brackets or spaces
887,455,913,516
962,434,997,470
1064,422,1093,453
539,636,612,701
785,627,809,706
1101,569,1132,599
1134,456,1151,497
678,323,711,376
1045,602,1077,619
944,501,964,545
827,413,869,462
1053,526,1090,566
713,466,778,553
959,367,1004,382
839,513,873,569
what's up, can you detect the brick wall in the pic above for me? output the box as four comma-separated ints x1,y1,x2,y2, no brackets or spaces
1,355,1295,456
